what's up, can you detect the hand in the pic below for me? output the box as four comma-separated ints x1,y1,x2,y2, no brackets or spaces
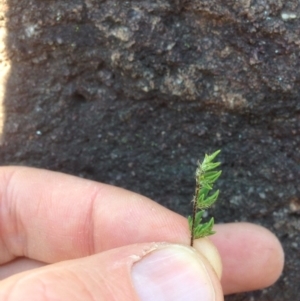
0,167,284,300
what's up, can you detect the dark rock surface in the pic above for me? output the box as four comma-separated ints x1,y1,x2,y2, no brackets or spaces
0,1,299,300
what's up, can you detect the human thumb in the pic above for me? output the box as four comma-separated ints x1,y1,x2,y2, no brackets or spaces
0,243,223,301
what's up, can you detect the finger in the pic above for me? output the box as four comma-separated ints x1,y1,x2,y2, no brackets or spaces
0,240,223,285
210,223,284,295
0,258,45,281
0,224,283,296
0,166,189,263
0,243,224,301
0,241,222,289
193,238,222,279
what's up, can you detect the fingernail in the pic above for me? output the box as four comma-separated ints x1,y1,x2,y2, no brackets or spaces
131,245,215,301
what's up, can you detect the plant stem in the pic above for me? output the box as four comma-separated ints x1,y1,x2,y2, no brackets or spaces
190,182,200,247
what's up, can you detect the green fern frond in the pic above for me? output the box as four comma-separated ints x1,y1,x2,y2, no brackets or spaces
189,150,221,246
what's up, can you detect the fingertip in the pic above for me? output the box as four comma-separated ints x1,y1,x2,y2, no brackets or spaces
211,223,284,294
249,224,284,287
193,237,222,279
131,243,224,301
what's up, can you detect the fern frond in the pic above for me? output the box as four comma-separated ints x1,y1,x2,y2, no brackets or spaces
189,150,221,246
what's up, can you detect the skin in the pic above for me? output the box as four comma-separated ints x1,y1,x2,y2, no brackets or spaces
0,167,284,300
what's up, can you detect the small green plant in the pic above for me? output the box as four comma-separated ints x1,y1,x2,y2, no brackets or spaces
188,150,222,246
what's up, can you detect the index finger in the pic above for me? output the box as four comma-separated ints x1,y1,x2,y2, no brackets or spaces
0,166,189,264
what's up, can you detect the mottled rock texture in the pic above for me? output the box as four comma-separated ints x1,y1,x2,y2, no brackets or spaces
0,1,300,300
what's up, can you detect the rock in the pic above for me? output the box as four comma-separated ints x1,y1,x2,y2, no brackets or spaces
0,1,299,300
